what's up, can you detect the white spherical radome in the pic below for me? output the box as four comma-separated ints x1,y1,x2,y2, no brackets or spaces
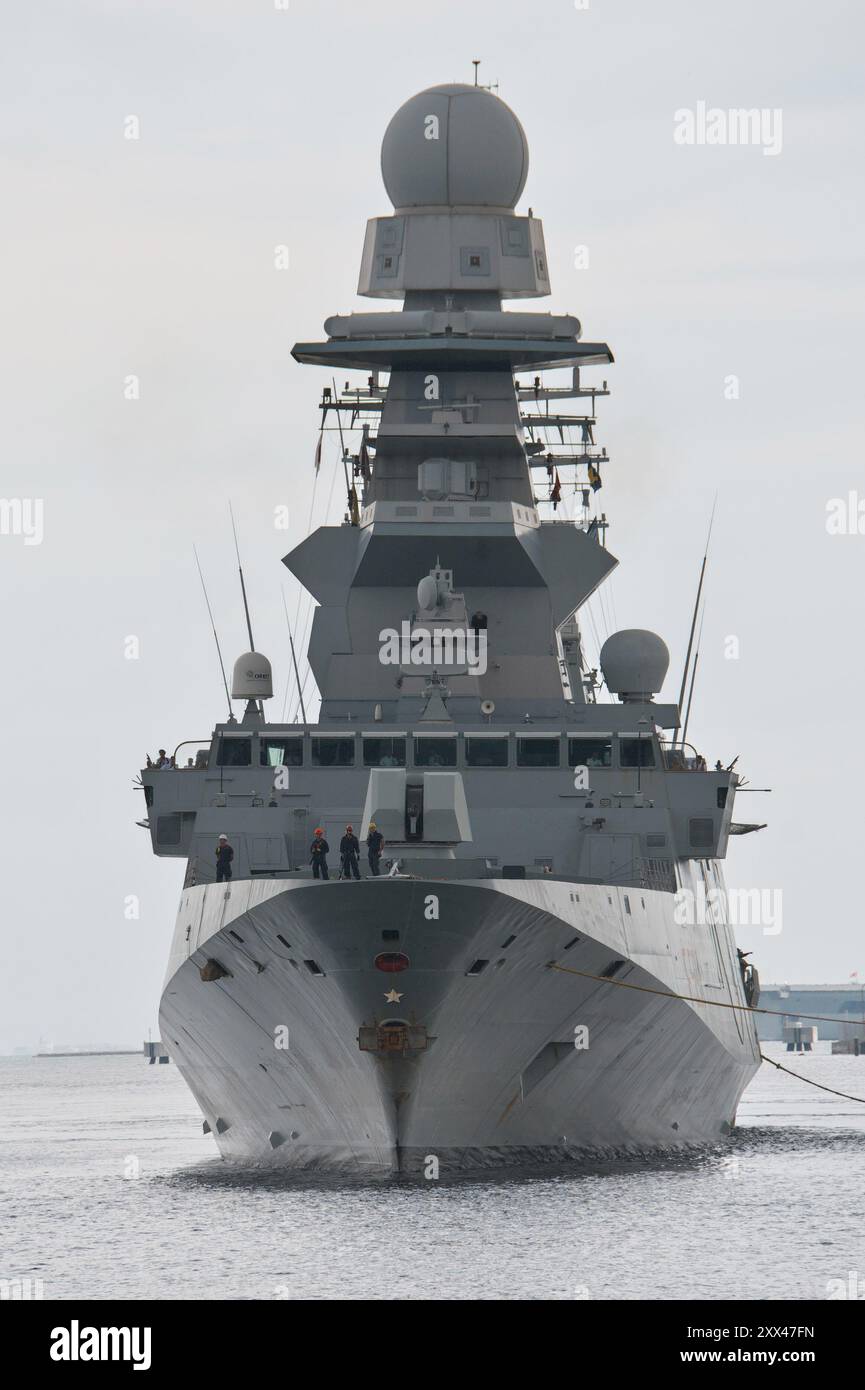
600,630,670,702
380,83,529,210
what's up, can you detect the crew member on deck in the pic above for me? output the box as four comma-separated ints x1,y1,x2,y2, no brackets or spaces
366,822,384,877
310,828,330,880
215,834,234,883
340,825,361,880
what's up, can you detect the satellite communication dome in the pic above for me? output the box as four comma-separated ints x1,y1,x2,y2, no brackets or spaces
381,83,529,210
231,651,273,700
417,574,440,611
600,630,670,702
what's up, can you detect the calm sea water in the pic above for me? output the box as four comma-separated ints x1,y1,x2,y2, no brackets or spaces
2,1048,864,1301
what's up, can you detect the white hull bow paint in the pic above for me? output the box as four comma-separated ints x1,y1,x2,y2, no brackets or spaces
159,878,760,1174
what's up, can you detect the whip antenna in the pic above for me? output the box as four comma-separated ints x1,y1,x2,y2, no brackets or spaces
229,499,256,651
676,494,716,744
681,604,706,749
281,586,307,725
193,545,232,718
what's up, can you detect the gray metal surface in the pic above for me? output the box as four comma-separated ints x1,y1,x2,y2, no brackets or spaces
146,81,762,1170
380,84,529,211
160,877,758,1172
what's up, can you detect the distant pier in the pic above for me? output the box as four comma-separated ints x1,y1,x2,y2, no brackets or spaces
34,1041,170,1062
36,1050,140,1058
755,984,865,1043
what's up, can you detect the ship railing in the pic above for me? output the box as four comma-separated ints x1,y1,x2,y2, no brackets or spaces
171,740,211,771
142,740,210,772
660,740,707,772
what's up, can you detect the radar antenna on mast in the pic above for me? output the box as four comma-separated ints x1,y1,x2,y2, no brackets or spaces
471,59,498,92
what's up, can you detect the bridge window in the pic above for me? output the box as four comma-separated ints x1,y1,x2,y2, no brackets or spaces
619,736,655,768
516,736,560,767
465,735,508,767
260,736,303,768
311,736,355,767
363,736,406,768
413,736,457,768
216,736,252,767
568,735,612,768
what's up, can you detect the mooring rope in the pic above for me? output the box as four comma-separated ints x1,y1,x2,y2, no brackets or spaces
548,961,865,1028
548,962,865,1105
758,1051,865,1103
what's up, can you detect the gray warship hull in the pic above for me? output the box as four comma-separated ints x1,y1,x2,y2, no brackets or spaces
159,876,759,1173
145,80,767,1178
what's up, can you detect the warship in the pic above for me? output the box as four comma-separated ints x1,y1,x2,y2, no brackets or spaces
142,81,762,1173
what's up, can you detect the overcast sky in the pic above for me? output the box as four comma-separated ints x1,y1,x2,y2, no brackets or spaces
1,0,863,1051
